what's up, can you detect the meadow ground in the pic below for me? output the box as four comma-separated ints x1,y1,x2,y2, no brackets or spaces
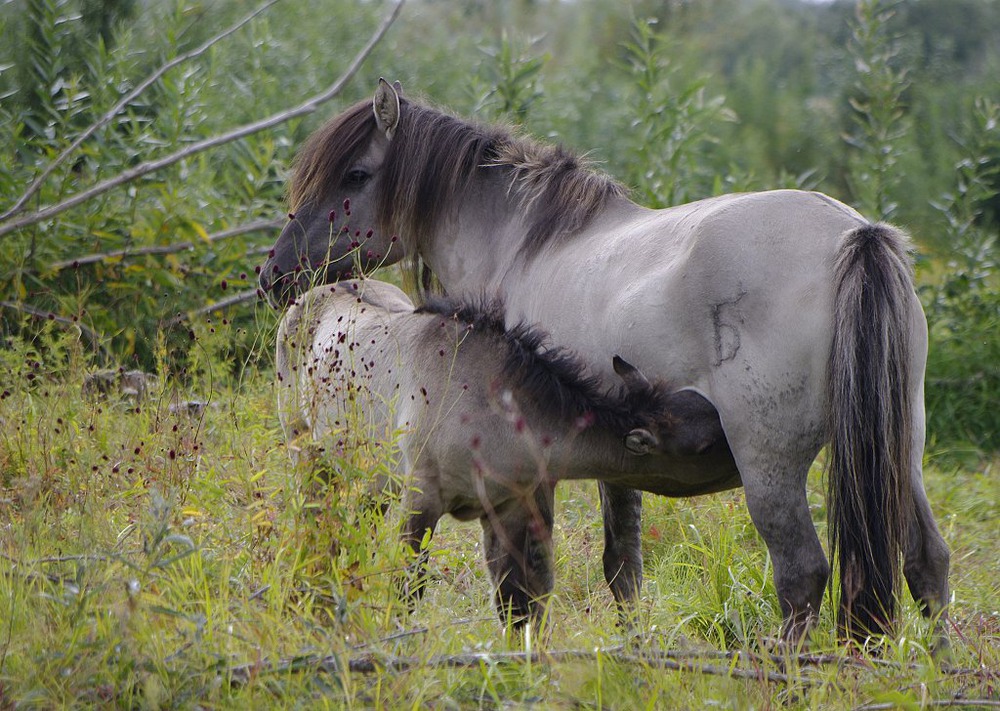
0,344,997,709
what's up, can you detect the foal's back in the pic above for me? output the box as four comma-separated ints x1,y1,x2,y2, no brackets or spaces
275,280,495,458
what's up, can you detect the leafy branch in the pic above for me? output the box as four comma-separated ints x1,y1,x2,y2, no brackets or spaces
0,0,282,224
620,17,733,208
0,0,406,240
845,0,909,221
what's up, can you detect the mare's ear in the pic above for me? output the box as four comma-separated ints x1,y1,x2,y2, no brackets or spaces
625,427,658,456
613,355,651,392
373,77,400,140
392,80,404,96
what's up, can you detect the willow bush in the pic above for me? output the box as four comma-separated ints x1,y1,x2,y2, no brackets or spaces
0,0,380,371
1,0,997,452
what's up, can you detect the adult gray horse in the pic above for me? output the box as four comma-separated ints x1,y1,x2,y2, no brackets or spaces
260,79,949,643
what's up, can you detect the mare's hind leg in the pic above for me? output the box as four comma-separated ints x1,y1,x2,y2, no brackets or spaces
904,488,950,618
738,448,830,643
598,482,643,615
902,422,950,642
902,340,949,646
480,484,555,628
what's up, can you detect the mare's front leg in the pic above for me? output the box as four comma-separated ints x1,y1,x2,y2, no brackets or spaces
480,483,555,628
399,478,442,605
599,482,643,617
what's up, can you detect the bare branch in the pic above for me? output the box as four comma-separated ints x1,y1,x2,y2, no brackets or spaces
226,643,995,690
159,288,261,330
0,0,283,224
0,300,110,361
226,647,801,687
0,0,406,240
49,217,283,271
187,289,260,319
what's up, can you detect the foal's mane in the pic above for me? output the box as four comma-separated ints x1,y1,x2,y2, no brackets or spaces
288,95,627,263
416,296,667,436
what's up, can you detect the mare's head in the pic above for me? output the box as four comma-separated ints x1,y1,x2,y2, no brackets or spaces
259,78,626,307
259,79,510,306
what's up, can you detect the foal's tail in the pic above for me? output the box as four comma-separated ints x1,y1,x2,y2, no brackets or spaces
828,223,916,641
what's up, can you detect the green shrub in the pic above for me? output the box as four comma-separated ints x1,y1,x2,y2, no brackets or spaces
922,98,1000,454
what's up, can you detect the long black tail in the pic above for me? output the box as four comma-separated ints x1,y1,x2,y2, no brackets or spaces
828,223,916,640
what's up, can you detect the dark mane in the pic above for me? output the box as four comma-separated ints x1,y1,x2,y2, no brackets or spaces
288,95,627,266
416,296,667,436
496,139,627,255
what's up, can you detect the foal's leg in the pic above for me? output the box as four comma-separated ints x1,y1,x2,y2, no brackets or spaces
399,480,442,604
480,484,556,628
598,482,643,615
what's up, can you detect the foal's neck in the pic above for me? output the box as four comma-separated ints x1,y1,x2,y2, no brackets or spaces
540,422,639,481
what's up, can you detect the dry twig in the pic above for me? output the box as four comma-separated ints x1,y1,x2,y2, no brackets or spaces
0,300,109,361
49,218,284,272
186,289,260,319
854,701,1000,710
225,643,999,691
226,646,802,687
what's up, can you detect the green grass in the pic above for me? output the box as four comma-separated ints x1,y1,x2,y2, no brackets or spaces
1,333,997,708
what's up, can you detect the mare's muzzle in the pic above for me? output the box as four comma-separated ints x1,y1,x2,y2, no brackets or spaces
258,261,356,308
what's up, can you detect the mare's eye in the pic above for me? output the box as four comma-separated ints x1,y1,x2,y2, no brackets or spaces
345,169,370,188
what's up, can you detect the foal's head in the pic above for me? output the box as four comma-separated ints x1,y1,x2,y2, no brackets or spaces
614,356,726,458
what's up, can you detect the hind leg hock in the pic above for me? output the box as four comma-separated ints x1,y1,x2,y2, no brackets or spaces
743,476,829,642
904,485,950,619
904,323,950,648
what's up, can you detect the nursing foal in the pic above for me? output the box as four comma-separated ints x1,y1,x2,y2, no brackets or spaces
276,279,734,624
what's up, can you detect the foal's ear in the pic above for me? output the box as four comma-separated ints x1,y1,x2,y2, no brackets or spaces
373,77,401,140
613,355,651,392
625,427,659,456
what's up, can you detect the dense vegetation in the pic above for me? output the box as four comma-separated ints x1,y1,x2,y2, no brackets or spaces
0,0,997,706
1,0,997,451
